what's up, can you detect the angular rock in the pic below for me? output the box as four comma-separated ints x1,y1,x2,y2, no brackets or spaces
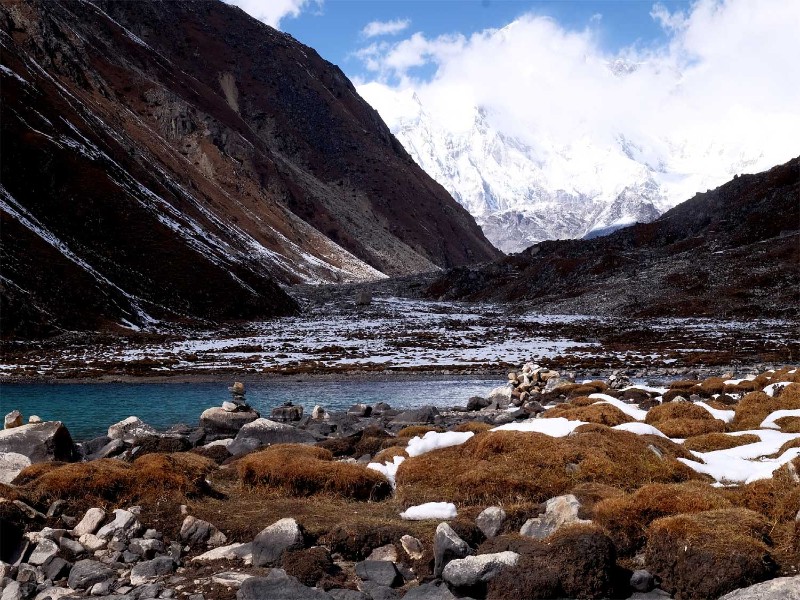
354,561,402,588
73,508,106,537
212,572,252,588
33,586,74,600
237,569,332,600
0,452,31,485
328,591,368,600
95,509,138,540
179,516,226,548
87,439,127,461
718,576,800,600
402,581,462,600
311,406,327,420
252,518,304,567
130,557,175,586
476,507,506,539
58,537,85,560
442,551,519,587
42,556,71,581
357,583,399,600
0,422,75,463
367,545,397,563
466,397,490,411
631,569,655,593
400,535,424,560
128,539,164,560
4,411,22,429
200,406,259,440
67,559,114,590
390,406,440,426
78,534,106,552
520,494,591,539
347,404,372,418
270,405,304,423
433,523,471,578
222,402,238,412
191,542,252,565
27,539,59,566
107,417,157,442
228,419,317,456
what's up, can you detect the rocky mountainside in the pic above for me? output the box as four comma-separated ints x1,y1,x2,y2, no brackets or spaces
0,0,498,337
426,157,800,318
358,88,768,254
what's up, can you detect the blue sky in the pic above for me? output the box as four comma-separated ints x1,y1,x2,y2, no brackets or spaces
279,1,690,78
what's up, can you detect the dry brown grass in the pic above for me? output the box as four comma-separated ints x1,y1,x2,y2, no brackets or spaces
452,421,493,433
557,382,608,397
645,402,714,424
668,380,701,390
697,377,726,396
236,444,391,501
397,426,443,438
775,417,800,432
570,395,601,407
372,446,408,463
542,403,634,427
682,433,760,452
593,481,731,555
654,417,726,438
731,389,800,431
16,453,217,507
395,428,702,507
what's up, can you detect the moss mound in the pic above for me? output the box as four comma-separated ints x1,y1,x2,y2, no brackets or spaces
646,402,715,424
237,444,391,501
655,417,726,438
682,433,760,453
542,403,634,427
731,389,800,431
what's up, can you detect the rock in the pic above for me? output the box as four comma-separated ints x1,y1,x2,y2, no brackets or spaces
130,557,175,586
2,581,36,600
46,500,67,519
179,516,226,548
347,404,372,418
372,402,392,415
270,405,304,423
718,576,800,599
4,411,22,430
486,386,512,409
237,569,332,600
58,537,85,560
442,551,519,587
328,591,368,600
402,581,462,600
252,518,304,567
433,523,471,578
13,500,46,520
221,402,238,412
390,406,440,426
0,452,31,484
311,406,327,420
27,416,42,424
476,507,506,539
199,407,259,441
520,494,591,539
27,540,59,566
33,586,74,600
73,509,106,537
230,381,245,395
358,583,399,600
42,556,71,581
354,561,402,587
78,534,106,552
95,509,138,540
630,569,655,593
107,417,157,442
67,559,114,590
366,545,397,562
355,289,372,306
228,419,317,456
465,397,490,411
0,422,75,463
131,582,162,598
211,572,253,588
191,542,252,565
400,535,424,560
128,539,164,559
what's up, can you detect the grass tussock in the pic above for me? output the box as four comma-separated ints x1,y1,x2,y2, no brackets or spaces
452,421,493,433
237,444,391,501
542,403,634,427
395,428,702,507
397,426,443,438
774,416,800,433
645,402,715,424
682,433,760,452
653,417,726,438
570,395,601,407
16,453,217,507
593,481,731,555
372,446,408,463
645,508,777,600
557,382,608,397
731,389,800,431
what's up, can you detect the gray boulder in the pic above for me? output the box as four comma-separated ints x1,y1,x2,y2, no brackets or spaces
347,404,372,418
130,557,175,586
630,569,655,593
476,507,506,539
96,509,139,540
402,581,463,600
520,494,591,539
270,405,304,423
4,411,22,429
42,556,71,581
433,523,471,578
251,518,304,567
73,508,106,537
107,417,157,442
228,419,317,456
179,516,226,548
441,551,519,587
0,452,31,485
67,559,114,590
718,576,800,599
390,406,440,426
354,560,402,587
328,591,368,600
27,539,59,566
87,439,126,461
237,569,332,600
200,407,260,441
0,422,75,463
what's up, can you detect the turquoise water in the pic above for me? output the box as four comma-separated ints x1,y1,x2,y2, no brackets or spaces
0,379,498,440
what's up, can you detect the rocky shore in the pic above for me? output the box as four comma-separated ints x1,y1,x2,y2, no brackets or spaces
1,366,799,600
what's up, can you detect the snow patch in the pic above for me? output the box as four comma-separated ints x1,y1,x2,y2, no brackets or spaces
400,502,458,521
693,401,735,423
406,431,475,457
367,455,405,488
760,409,800,430
590,394,649,421
612,422,668,438
492,417,587,437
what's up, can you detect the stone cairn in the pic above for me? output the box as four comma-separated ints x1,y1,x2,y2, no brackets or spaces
224,381,249,412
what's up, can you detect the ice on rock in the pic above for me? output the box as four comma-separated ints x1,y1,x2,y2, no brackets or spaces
400,502,458,521
405,431,475,457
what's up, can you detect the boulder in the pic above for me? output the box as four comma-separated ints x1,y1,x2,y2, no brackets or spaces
252,518,304,567
271,405,304,423
0,452,31,484
0,421,75,463
354,560,402,587
129,538,165,559
631,570,655,593
237,568,332,600
212,572,253,588
41,556,71,581
27,539,59,566
96,508,139,540
311,406,327,420
520,494,591,539
466,397,490,411
718,576,800,600
199,406,260,441
442,551,519,587
390,406,440,426
130,557,175,586
87,439,126,461
191,542,252,565
228,419,317,456
73,508,106,537
347,404,372,418
476,506,506,539
400,535,424,560
67,559,114,590
486,386,513,409
4,411,22,429
402,581,462,600
179,516,226,548
107,417,157,442
328,591,369,600
433,523,471,578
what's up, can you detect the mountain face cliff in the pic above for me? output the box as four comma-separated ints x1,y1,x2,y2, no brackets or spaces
0,0,498,337
427,157,800,318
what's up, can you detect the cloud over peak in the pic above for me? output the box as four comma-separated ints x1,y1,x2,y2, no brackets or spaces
362,18,411,38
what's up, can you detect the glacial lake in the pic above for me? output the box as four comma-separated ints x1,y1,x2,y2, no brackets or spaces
0,378,499,440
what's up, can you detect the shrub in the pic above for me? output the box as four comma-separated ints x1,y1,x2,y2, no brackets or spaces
237,444,391,501
682,433,760,452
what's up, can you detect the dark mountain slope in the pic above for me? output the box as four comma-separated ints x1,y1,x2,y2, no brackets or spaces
427,157,800,318
0,0,498,336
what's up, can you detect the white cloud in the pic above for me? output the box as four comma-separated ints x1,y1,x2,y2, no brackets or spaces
355,0,800,201
223,0,320,29
362,18,411,38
